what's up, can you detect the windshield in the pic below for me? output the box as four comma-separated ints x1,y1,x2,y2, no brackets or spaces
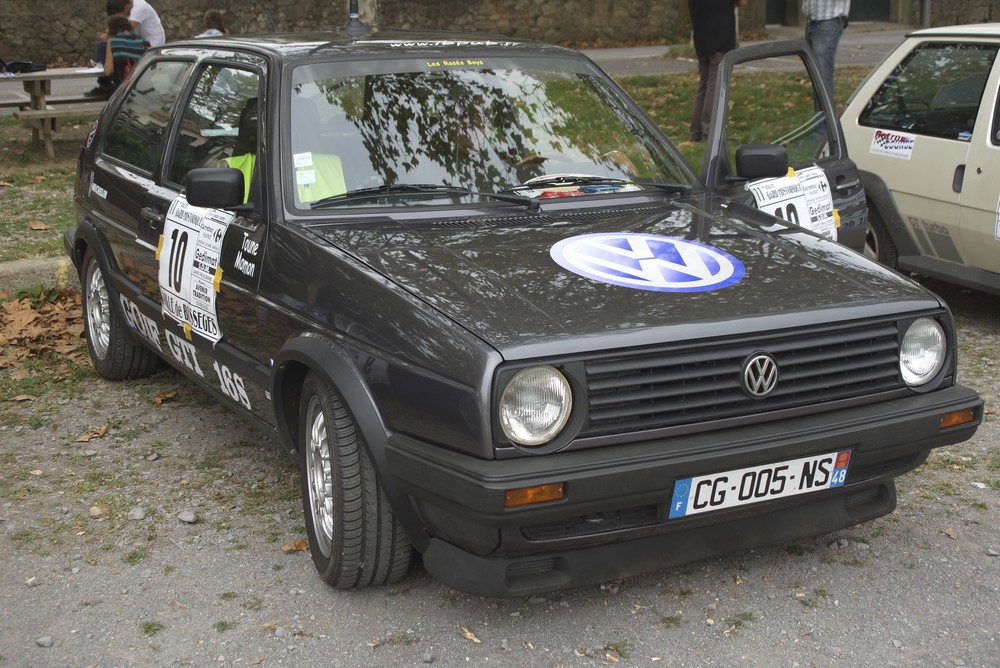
286,56,694,208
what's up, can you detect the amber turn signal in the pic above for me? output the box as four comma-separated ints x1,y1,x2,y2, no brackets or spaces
939,408,977,429
504,483,565,508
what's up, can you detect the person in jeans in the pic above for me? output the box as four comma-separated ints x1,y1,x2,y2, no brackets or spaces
687,0,743,143
804,0,851,102
102,14,148,87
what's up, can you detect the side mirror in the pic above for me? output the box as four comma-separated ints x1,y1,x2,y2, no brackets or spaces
735,144,789,180
185,168,246,209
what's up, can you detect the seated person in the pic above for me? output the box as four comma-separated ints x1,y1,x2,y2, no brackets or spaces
222,98,258,204
102,15,148,92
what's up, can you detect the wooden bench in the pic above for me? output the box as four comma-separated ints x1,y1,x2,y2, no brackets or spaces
14,103,106,158
0,96,30,110
45,94,106,106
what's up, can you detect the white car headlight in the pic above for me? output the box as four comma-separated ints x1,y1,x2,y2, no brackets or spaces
900,318,946,387
499,366,572,447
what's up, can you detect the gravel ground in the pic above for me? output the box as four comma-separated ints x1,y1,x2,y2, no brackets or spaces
1,277,998,667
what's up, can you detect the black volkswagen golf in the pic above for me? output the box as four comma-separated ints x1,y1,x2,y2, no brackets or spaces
67,19,982,596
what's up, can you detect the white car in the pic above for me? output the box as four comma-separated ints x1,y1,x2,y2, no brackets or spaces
842,24,1000,296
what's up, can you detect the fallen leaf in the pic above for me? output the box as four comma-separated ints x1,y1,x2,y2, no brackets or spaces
606,654,619,663
27,220,49,231
723,625,737,635
733,574,743,585
76,425,108,443
280,538,309,553
75,425,108,442
705,618,715,625
249,658,265,666
943,528,957,540
461,625,482,644
8,395,34,402
152,390,177,406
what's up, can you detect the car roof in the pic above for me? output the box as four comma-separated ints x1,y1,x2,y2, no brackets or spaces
908,23,1000,40
160,25,582,64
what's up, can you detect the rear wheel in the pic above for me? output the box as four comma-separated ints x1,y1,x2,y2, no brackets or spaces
299,372,412,589
81,249,158,380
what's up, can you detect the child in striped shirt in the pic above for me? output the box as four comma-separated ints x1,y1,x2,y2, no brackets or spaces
102,15,149,91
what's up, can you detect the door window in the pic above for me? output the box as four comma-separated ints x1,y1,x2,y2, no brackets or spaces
102,60,192,174
167,65,261,189
859,43,997,141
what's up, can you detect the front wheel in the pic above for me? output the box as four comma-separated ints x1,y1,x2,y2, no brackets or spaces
81,249,158,380
862,204,900,270
299,372,412,589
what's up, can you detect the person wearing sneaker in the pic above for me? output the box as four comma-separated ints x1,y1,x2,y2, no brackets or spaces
88,0,132,97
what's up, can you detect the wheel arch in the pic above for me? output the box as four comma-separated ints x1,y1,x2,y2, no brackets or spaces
270,332,430,551
860,169,921,258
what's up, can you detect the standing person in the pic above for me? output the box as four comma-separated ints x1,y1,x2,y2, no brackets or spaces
803,0,851,102
687,0,742,143
128,0,166,47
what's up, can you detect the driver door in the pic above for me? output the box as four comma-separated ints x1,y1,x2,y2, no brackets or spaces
701,41,867,251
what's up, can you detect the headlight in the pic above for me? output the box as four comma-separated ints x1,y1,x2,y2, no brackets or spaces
900,318,946,386
499,366,572,447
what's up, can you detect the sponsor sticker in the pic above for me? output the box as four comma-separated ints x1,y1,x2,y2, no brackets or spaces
870,129,916,160
747,166,837,241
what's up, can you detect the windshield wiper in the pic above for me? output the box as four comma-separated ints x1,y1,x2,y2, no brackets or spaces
508,175,632,191
310,183,540,211
505,175,693,197
310,183,458,207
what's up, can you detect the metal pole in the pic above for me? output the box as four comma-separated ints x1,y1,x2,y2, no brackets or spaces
923,0,931,28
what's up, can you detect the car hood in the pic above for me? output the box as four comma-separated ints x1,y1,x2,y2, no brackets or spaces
307,196,939,358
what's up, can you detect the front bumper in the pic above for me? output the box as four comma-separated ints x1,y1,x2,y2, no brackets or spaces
387,385,981,596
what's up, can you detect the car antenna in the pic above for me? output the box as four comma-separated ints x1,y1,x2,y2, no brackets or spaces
339,0,371,39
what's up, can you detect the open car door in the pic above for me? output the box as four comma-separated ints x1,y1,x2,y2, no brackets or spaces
701,40,867,252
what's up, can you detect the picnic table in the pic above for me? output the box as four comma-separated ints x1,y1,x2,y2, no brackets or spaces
1,67,108,159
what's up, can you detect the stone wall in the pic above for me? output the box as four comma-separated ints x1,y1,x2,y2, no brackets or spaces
6,0,691,65
926,0,1000,25
6,0,994,66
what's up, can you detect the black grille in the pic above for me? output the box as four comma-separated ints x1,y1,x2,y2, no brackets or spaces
582,322,902,438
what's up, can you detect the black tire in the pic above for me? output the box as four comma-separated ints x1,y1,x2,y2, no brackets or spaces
863,203,900,270
81,249,159,380
299,372,412,589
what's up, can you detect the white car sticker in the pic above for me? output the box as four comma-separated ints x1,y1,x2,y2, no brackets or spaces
746,166,837,241
293,151,314,168
157,197,235,344
870,129,916,160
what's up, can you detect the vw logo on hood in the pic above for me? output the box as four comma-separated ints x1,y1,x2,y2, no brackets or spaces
550,233,745,292
742,353,779,399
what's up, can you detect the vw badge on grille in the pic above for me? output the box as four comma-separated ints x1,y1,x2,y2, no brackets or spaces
742,353,779,399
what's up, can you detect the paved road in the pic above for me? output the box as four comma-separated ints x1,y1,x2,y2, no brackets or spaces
583,23,911,76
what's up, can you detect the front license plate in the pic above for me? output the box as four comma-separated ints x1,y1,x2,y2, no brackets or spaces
668,450,851,519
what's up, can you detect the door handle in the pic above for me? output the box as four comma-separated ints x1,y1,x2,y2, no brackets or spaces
140,206,165,232
952,164,965,193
